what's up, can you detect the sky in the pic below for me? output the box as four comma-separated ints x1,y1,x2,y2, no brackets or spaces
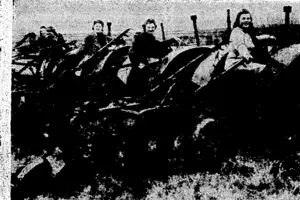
13,0,300,40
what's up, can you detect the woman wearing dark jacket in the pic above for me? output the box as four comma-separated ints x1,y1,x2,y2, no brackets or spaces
62,20,111,76
128,18,179,99
129,19,177,66
80,20,111,56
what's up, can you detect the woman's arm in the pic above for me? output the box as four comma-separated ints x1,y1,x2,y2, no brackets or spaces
230,28,253,62
129,32,147,65
256,34,276,40
80,34,95,55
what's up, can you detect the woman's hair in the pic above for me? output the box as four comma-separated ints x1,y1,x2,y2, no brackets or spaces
93,20,104,29
144,18,157,29
47,26,58,37
233,9,253,29
39,26,48,38
233,9,256,42
39,26,46,34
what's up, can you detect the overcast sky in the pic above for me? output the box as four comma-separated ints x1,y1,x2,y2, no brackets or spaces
13,0,300,39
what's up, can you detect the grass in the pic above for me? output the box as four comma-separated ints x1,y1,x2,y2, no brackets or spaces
18,155,300,200
145,156,300,200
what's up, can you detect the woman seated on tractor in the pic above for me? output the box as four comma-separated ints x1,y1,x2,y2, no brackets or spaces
127,18,179,99
225,9,276,72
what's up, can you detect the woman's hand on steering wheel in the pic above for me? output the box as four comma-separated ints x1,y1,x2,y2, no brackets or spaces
171,37,181,48
267,36,281,55
269,35,277,40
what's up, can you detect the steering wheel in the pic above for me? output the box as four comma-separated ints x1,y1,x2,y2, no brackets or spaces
260,36,280,56
171,37,181,50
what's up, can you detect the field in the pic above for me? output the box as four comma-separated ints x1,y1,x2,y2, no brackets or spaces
12,143,300,199
11,24,300,200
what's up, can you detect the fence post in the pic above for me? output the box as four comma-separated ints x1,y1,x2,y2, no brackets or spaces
160,23,166,41
283,6,292,26
107,22,112,37
225,9,231,42
142,24,146,32
191,15,200,46
227,9,231,32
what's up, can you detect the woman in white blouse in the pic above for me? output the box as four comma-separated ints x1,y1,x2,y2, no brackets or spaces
225,9,276,72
